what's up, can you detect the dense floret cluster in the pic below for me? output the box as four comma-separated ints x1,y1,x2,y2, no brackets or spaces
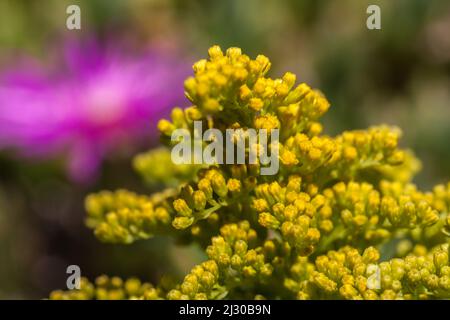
50,46,450,300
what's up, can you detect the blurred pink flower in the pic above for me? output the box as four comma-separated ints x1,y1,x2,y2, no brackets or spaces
0,39,189,182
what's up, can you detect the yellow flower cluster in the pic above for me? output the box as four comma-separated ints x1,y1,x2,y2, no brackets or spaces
431,182,450,214
85,189,173,243
167,260,222,300
50,276,160,300
253,176,441,256
171,168,236,230
50,46,450,300
133,147,201,187
206,222,273,279
279,126,411,185
158,45,328,143
285,244,450,299
253,176,323,255
168,222,277,300
279,134,338,173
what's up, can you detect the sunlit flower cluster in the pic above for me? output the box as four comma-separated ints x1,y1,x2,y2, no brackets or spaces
51,46,449,299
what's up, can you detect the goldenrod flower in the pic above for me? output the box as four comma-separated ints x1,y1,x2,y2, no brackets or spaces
50,46,450,300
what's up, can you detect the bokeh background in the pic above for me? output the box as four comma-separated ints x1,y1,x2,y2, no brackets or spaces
0,0,449,299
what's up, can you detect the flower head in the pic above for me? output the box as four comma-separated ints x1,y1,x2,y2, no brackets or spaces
50,46,450,300
0,38,189,182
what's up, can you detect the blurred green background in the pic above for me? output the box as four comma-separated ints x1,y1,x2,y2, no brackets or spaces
0,0,449,298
